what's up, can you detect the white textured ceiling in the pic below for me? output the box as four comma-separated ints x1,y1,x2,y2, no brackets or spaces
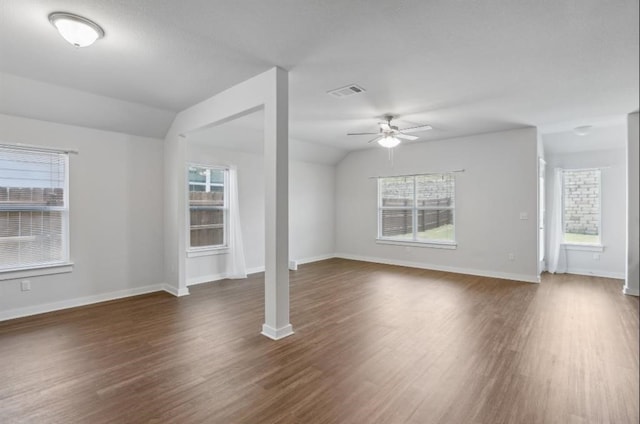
187,110,346,165
0,0,638,152
542,117,628,155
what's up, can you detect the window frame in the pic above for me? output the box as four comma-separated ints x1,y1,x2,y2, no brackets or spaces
561,168,602,248
376,173,457,249
186,163,229,255
0,146,73,279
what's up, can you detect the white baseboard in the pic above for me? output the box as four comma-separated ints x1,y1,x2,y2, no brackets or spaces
187,256,336,287
261,323,294,340
623,285,640,296
565,268,625,280
162,284,190,297
335,253,540,284
289,253,336,270
0,284,166,322
186,266,266,287
186,273,227,287
294,253,336,266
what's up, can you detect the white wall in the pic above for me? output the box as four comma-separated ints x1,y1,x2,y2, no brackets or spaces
289,160,336,261
626,113,639,295
335,127,539,282
545,148,627,279
0,114,165,320
185,143,335,285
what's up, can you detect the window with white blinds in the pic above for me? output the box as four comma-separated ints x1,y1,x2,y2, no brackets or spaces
188,165,228,249
378,173,455,244
0,147,69,271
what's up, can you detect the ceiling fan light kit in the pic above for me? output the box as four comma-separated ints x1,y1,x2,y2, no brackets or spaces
347,115,432,149
378,135,401,148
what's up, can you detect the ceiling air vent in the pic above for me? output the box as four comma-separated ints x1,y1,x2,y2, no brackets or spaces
327,84,366,98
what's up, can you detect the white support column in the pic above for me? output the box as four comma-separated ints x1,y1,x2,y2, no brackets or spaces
261,67,293,339
624,112,639,296
163,67,292,334
163,131,190,297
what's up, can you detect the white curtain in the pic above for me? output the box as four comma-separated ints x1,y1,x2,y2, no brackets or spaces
225,167,247,279
547,168,567,274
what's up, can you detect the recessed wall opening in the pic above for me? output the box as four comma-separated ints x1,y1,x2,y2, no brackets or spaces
540,116,627,280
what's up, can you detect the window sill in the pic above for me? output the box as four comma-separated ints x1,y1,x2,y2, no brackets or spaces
186,247,229,258
376,239,457,250
562,243,604,252
0,262,74,281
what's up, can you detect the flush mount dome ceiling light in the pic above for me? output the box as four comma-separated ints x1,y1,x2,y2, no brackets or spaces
48,12,104,47
573,125,593,136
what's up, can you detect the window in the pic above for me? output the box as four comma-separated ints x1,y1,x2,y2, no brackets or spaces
0,147,70,272
378,173,455,245
188,165,228,250
562,169,601,245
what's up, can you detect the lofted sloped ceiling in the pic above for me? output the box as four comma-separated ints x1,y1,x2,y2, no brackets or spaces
0,0,638,151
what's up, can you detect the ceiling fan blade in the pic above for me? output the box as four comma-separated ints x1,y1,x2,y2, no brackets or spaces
396,133,419,141
399,124,433,134
347,132,379,136
379,123,391,131
367,136,383,144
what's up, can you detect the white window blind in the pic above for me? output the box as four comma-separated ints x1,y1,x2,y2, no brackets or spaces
188,165,228,249
0,147,69,271
378,173,455,243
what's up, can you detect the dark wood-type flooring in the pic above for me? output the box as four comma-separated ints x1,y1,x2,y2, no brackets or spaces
1,259,638,423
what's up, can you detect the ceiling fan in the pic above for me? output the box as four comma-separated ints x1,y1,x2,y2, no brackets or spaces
347,115,432,148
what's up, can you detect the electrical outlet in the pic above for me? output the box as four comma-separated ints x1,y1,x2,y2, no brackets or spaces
508,253,515,261
21,280,31,291
519,212,528,220
593,253,600,261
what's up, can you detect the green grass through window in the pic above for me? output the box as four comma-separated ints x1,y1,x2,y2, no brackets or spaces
388,224,455,242
418,224,454,241
564,232,599,244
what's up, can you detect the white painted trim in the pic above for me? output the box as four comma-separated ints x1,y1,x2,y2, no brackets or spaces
294,253,336,266
335,253,540,284
186,256,336,287
564,268,625,279
0,262,74,281
247,266,265,275
186,256,335,287
623,286,640,296
261,323,294,340
162,284,190,297
186,248,229,258
0,284,166,322
185,266,266,287
0,142,79,155
186,273,227,286
376,239,457,250
563,244,604,252
289,254,336,270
